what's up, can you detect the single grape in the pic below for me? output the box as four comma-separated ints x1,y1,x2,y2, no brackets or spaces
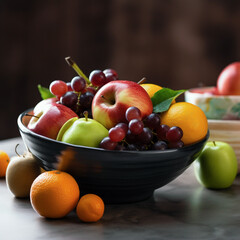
60,91,78,108
85,86,97,95
137,127,153,144
129,119,144,135
156,124,170,141
103,69,118,78
125,129,137,144
99,137,117,150
168,140,184,149
125,107,142,122
115,123,128,134
109,127,126,142
115,143,127,151
71,76,86,92
153,141,168,150
105,73,118,83
80,92,94,109
66,82,73,92
137,144,147,151
166,126,183,142
89,70,107,87
49,80,68,97
144,113,160,130
127,144,138,151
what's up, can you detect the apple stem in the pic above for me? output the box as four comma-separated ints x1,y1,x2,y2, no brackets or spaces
25,113,39,119
213,141,216,146
138,77,147,85
83,111,88,121
65,56,90,84
101,95,107,100
14,144,21,157
101,95,115,105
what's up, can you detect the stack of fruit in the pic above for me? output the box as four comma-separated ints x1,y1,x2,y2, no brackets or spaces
27,57,208,151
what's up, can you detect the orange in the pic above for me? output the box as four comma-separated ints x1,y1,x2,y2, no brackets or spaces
76,194,104,222
160,102,208,145
141,83,176,103
30,170,80,218
141,83,162,98
0,150,10,177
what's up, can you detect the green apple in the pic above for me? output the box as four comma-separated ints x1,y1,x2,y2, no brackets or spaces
194,141,238,189
57,117,108,148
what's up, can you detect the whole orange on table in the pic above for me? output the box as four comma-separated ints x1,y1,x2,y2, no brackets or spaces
76,194,105,223
0,150,10,177
30,170,80,218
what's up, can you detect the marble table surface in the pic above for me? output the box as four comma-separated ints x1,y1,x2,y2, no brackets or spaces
0,137,240,240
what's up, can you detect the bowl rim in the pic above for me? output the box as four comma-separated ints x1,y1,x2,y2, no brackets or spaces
185,87,240,99
18,108,209,154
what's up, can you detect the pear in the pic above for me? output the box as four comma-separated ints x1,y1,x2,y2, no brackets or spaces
57,115,108,148
6,152,41,198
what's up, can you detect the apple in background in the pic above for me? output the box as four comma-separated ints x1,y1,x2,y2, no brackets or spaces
194,141,238,189
27,103,78,139
33,97,58,114
217,62,240,95
92,80,153,129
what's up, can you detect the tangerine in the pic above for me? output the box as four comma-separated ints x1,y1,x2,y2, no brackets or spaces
30,170,80,218
160,102,208,145
76,194,105,223
141,83,162,98
0,150,10,177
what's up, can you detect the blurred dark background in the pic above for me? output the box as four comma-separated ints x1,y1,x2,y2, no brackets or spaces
1,0,240,140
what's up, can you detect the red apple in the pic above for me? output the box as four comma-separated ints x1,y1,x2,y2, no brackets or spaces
217,62,240,95
33,97,58,114
27,103,78,139
92,80,153,129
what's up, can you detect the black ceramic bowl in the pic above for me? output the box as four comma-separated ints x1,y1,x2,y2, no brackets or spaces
18,109,209,204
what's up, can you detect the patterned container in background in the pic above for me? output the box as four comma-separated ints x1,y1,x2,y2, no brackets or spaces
185,87,240,120
185,87,240,173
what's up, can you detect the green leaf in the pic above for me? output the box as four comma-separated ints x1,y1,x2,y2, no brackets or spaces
151,88,186,113
38,84,55,100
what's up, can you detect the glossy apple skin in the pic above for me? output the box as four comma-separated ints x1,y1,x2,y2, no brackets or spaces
33,98,58,114
194,141,238,189
27,103,78,140
57,117,109,148
217,62,240,95
92,80,153,129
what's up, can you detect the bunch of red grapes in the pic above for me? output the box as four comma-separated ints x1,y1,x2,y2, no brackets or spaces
100,106,184,151
49,69,118,117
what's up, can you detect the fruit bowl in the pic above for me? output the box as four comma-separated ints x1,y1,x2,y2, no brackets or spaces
18,109,209,204
185,87,240,120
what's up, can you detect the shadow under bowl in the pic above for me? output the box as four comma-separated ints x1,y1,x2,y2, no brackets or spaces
18,109,209,204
